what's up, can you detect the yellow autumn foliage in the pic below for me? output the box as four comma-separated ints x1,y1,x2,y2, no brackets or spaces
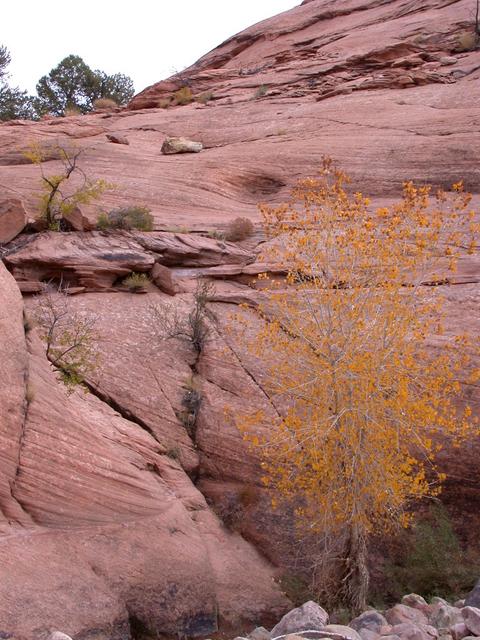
233,159,479,610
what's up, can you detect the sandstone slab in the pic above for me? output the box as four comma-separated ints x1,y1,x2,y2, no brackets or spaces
0,198,27,244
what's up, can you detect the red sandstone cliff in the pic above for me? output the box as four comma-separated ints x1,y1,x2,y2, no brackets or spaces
0,1,479,638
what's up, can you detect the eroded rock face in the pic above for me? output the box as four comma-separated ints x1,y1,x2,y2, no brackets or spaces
0,0,479,636
0,272,288,639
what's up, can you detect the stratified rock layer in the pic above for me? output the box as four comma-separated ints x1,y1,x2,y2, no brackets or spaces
0,0,479,637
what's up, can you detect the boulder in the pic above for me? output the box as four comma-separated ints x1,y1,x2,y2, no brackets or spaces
0,198,27,244
151,262,177,295
161,136,203,154
359,630,380,640
62,205,95,232
403,595,429,611
391,622,438,640
465,582,480,608
249,628,272,640
49,634,73,640
323,624,362,640
462,607,480,636
106,133,129,145
386,605,429,627
271,601,329,637
450,623,469,640
430,604,463,630
350,611,388,634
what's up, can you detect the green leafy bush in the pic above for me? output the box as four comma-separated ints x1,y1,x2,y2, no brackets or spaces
380,504,478,603
97,206,154,231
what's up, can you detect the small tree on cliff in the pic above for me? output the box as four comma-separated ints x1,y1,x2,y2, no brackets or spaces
234,159,479,612
25,141,111,230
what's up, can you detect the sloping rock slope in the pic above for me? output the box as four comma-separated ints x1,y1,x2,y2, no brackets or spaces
0,0,479,638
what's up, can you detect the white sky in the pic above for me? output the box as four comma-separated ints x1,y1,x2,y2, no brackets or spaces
3,0,300,95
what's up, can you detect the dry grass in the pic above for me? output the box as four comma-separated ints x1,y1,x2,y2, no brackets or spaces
225,217,254,242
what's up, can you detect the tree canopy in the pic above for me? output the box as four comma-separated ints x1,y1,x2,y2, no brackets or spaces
0,45,36,121
234,159,479,612
35,55,134,115
0,47,135,120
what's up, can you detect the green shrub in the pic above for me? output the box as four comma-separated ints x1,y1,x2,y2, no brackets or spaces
122,272,150,292
380,504,478,603
97,206,154,231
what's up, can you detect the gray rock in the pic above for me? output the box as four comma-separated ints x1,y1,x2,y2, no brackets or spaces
462,607,480,636
391,622,437,640
432,599,450,607
465,581,480,608
455,603,466,610
403,595,428,610
430,605,463,630
351,611,388,634
49,634,73,640
250,628,272,640
439,56,458,65
359,630,380,640
323,624,362,640
161,136,203,154
449,623,469,640
386,605,429,627
271,602,329,637
106,133,129,145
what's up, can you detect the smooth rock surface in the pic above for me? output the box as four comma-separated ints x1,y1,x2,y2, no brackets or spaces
462,608,480,637
386,605,429,627
465,582,480,608
161,136,203,154
351,611,388,634
271,602,329,637
0,198,27,244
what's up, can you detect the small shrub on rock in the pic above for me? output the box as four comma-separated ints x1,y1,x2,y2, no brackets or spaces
93,97,118,111
196,91,214,105
122,272,150,292
225,216,254,242
456,31,479,51
173,86,193,105
254,84,268,98
97,206,154,231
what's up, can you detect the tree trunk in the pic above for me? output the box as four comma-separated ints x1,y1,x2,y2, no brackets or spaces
340,523,369,614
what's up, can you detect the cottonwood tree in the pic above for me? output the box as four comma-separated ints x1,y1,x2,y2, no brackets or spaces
234,159,479,612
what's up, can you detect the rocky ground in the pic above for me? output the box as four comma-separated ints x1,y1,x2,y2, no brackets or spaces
0,0,480,639
48,582,480,640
